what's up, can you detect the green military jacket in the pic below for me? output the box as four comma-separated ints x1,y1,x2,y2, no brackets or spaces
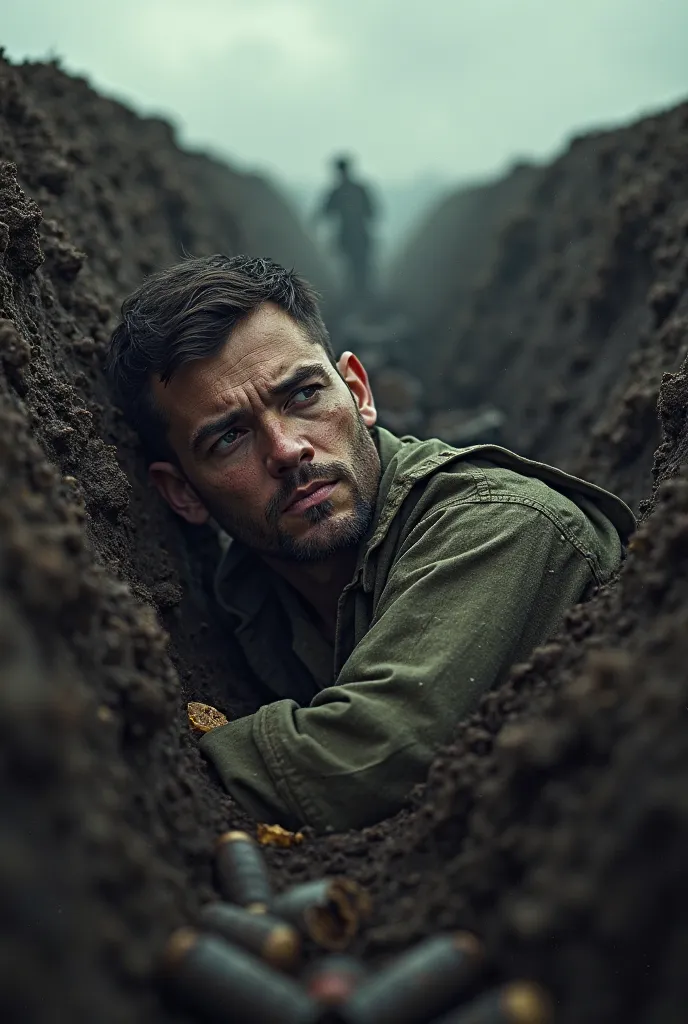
200,428,635,833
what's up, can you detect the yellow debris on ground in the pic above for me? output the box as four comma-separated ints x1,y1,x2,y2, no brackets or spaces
187,702,229,733
256,823,305,848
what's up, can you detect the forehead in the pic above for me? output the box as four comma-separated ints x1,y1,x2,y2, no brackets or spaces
151,302,328,432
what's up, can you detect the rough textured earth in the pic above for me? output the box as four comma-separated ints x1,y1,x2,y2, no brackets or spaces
386,162,539,382
402,103,688,515
1,53,688,1024
0,54,320,1024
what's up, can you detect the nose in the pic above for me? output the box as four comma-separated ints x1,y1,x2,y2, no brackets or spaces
262,419,315,477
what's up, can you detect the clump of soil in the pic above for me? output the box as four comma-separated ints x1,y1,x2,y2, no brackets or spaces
1,50,688,1024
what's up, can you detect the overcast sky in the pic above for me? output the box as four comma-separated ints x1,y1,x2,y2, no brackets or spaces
4,0,688,189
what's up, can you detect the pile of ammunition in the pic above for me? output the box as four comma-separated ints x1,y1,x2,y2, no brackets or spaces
161,830,554,1024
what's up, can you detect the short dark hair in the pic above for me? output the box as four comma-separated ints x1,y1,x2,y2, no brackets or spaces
105,254,335,462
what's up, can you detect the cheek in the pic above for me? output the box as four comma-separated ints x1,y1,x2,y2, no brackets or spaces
315,403,358,452
194,455,265,509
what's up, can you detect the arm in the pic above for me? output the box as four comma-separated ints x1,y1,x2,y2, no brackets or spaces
201,500,602,832
360,184,376,221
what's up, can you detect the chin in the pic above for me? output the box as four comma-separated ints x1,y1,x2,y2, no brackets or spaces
283,515,356,560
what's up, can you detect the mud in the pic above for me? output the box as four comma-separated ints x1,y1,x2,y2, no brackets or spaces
1,52,688,1024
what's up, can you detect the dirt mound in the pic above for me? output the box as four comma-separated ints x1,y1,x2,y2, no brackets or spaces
2,52,688,1024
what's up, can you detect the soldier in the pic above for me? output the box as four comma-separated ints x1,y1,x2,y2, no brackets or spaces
317,155,377,300
106,254,635,833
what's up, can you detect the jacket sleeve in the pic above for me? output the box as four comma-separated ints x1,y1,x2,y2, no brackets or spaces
200,499,611,832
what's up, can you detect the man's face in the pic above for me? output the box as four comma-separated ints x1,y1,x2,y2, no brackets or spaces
149,302,381,562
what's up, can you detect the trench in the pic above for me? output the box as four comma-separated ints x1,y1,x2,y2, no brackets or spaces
1,54,688,1024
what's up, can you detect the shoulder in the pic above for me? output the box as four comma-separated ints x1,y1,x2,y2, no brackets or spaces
412,460,621,585
373,432,627,582
412,460,578,534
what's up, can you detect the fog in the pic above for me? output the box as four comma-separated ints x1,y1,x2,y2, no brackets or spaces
5,0,688,252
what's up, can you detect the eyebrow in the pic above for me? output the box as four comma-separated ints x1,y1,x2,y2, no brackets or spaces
189,362,330,455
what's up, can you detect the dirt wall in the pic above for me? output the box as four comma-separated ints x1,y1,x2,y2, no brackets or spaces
0,53,323,1023
400,104,688,513
386,163,538,379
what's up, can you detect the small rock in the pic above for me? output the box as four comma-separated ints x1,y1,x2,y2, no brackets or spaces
0,318,31,368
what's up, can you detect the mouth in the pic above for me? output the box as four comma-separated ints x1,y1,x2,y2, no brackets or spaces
282,480,337,515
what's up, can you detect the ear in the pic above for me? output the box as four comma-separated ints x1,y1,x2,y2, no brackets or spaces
336,351,377,427
148,462,210,525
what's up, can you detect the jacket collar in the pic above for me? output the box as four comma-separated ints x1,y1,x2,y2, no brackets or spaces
213,426,635,619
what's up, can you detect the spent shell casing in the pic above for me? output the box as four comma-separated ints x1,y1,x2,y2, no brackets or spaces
304,955,368,1005
198,901,301,971
215,830,272,911
273,877,371,951
338,931,484,1024
162,927,319,1024
430,981,554,1024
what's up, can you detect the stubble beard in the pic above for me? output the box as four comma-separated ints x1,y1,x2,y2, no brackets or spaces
200,412,381,563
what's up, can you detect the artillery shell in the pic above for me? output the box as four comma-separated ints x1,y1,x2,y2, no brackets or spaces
162,927,319,1024
272,877,371,951
198,901,301,971
338,931,484,1024
215,830,272,912
431,981,554,1024
304,954,368,1005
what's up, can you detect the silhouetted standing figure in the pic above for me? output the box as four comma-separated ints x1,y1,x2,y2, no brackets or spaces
318,155,376,300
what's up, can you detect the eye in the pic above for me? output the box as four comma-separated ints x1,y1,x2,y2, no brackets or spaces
290,384,321,405
212,427,244,453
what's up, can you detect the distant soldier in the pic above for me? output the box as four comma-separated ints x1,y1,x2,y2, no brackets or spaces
318,155,376,299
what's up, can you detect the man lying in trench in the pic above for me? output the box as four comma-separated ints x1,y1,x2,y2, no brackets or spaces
106,254,635,834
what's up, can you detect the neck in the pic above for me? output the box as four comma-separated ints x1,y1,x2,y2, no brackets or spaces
263,548,359,642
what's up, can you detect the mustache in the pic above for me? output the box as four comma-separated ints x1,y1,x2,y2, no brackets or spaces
265,461,353,524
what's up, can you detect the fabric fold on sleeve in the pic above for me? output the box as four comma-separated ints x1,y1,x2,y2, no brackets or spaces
199,498,603,833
